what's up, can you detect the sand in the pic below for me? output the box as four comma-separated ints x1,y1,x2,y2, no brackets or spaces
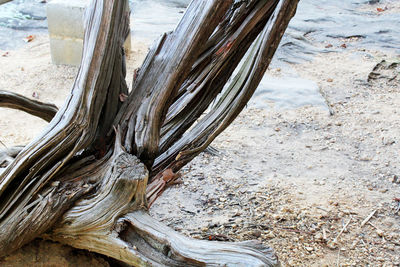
1,33,399,266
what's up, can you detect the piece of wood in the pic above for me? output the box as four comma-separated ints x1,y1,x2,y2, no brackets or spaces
150,0,299,186
0,0,12,6
360,209,377,227
0,0,300,265
0,90,58,122
0,0,131,256
117,0,232,167
333,217,352,243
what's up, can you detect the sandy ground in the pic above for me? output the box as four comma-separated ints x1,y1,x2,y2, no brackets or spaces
0,33,399,266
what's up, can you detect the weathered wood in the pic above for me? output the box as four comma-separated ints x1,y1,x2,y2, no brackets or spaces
0,146,24,174
116,0,232,168
0,0,12,6
0,0,300,265
0,0,130,256
0,90,58,122
42,134,278,266
158,0,278,155
149,0,299,199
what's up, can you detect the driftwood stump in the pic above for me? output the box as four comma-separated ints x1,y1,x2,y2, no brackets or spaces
0,0,299,265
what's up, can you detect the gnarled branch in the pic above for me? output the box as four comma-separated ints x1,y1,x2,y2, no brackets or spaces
0,90,58,122
148,0,299,199
0,0,130,255
117,0,232,167
0,0,299,265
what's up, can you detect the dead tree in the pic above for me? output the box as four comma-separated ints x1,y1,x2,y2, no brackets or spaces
0,0,299,265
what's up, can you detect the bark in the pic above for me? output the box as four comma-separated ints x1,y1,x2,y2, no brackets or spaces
0,0,12,6
0,90,58,122
0,0,299,265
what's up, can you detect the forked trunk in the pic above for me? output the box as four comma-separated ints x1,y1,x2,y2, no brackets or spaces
0,0,299,265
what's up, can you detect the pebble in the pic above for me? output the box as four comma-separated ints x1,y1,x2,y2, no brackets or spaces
305,246,314,252
251,230,262,238
327,241,337,249
376,229,384,237
314,233,323,241
265,232,275,239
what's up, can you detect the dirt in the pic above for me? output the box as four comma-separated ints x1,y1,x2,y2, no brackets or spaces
0,239,111,267
0,33,399,266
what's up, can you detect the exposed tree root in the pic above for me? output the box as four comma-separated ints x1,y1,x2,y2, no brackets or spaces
43,142,278,266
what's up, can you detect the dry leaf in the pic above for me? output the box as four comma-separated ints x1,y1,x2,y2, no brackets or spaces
23,35,35,43
119,93,128,102
162,169,175,182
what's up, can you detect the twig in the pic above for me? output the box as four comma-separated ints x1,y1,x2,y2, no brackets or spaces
360,209,377,227
323,227,327,241
279,227,313,235
339,209,358,215
316,206,329,212
319,88,335,116
336,249,341,267
0,140,7,149
333,216,352,242
204,145,223,156
394,198,400,214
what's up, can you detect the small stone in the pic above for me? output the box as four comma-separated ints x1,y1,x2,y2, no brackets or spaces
265,232,275,239
350,240,359,249
376,229,384,237
327,240,337,249
251,230,262,238
314,233,323,241
305,246,314,252
376,257,385,262
327,78,333,82
51,181,60,187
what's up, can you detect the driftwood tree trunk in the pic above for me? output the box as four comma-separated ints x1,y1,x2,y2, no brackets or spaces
0,0,299,265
